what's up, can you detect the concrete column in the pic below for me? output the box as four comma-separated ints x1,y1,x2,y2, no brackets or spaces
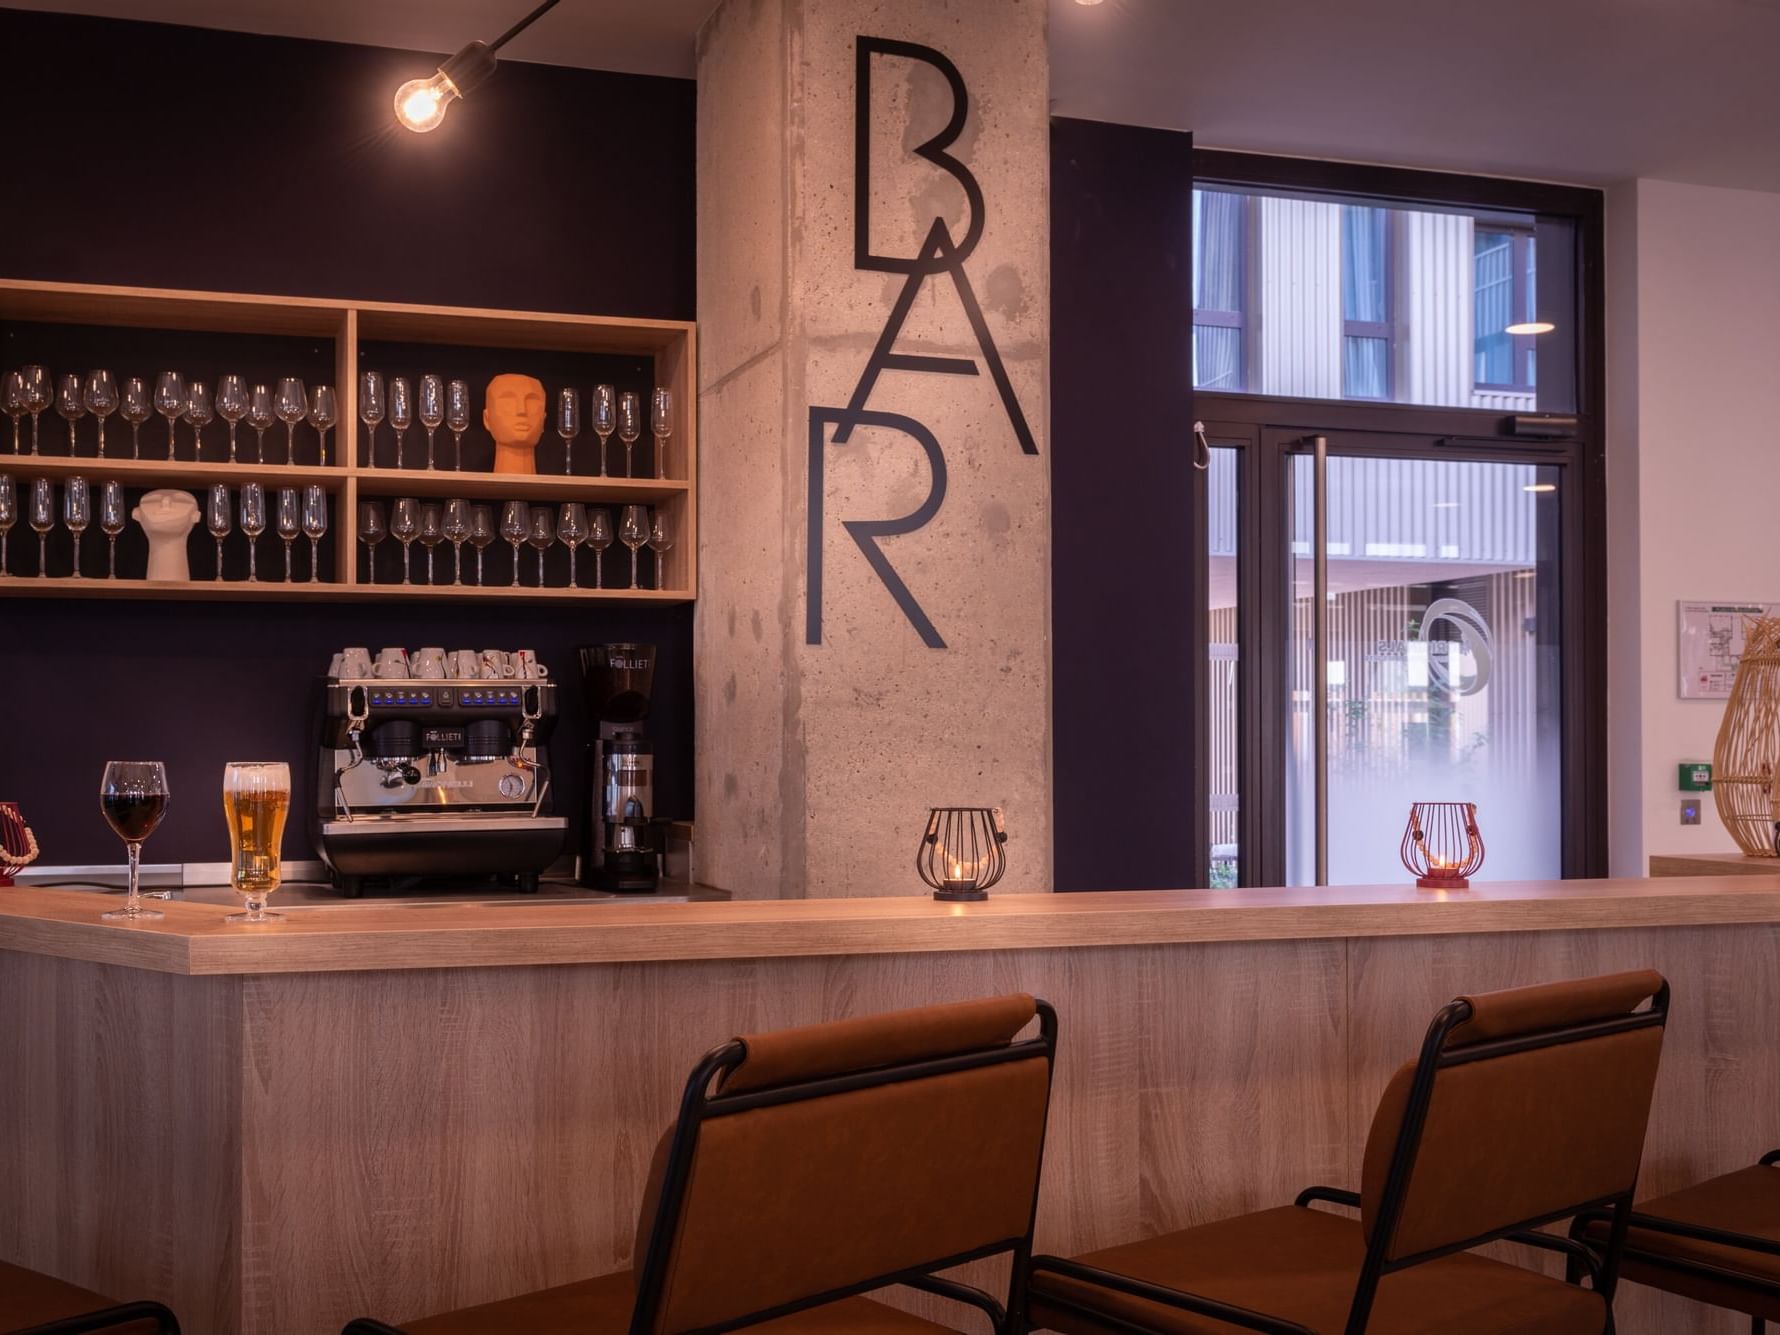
695,0,1050,897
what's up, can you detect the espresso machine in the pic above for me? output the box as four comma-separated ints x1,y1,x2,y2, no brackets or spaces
578,643,660,892
313,667,565,895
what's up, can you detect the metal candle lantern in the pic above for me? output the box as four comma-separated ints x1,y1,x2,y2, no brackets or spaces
917,807,1008,901
1401,802,1484,890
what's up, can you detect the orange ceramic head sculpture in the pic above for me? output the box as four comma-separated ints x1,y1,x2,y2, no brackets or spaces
483,373,546,475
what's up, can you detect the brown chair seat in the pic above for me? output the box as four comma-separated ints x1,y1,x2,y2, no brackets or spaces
0,1259,163,1333
1029,1204,1607,1335
401,1267,970,1334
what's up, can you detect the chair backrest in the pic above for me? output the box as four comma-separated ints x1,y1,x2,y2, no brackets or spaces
631,993,1057,1334
1360,970,1668,1266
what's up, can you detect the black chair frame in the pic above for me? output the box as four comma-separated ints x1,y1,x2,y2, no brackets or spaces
347,998,1058,1335
1570,1148,1780,1335
1026,983,1670,1335
12,1300,181,1335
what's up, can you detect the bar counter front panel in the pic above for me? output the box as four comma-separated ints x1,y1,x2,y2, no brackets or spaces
2,879,1776,1335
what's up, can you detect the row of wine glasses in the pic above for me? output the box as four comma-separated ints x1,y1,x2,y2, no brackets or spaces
203,484,330,582
0,475,129,578
356,499,673,589
1,367,337,465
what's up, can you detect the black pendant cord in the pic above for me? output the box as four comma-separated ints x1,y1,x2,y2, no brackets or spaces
488,0,564,53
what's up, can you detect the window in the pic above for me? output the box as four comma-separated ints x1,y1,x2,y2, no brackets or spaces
1192,189,1247,390
1341,206,1392,399
1473,229,1537,391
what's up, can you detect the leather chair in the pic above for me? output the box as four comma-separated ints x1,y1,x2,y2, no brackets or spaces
343,992,1058,1334
1572,1149,1780,1333
0,1260,179,1334
1023,970,1670,1334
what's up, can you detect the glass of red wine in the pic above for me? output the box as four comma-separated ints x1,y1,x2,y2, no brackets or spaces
99,761,170,921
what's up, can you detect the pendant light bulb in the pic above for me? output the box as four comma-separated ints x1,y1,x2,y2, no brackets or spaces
395,70,460,133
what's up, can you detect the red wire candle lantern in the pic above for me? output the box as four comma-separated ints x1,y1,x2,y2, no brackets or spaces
1401,802,1484,890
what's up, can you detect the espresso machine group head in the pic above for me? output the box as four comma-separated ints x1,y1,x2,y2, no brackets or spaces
579,643,659,892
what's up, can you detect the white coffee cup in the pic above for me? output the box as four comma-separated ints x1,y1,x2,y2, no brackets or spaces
413,647,447,680
375,647,411,680
513,649,547,680
480,649,512,680
340,647,373,679
450,649,479,679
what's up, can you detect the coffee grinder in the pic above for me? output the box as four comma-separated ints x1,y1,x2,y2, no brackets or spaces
578,643,659,892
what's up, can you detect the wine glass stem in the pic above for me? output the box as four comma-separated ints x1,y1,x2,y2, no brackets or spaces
109,535,117,578
38,532,47,578
625,442,635,476
568,547,577,589
131,423,140,459
228,423,238,462
597,433,607,476
425,429,435,470
536,549,545,586
595,550,603,587
284,541,293,582
452,431,463,471
656,433,666,479
125,840,142,913
1,533,7,574
68,422,77,453
216,538,225,580
564,436,572,475
311,536,320,582
248,539,258,582
286,423,296,464
397,431,405,470
631,548,638,589
97,421,107,457
452,541,463,585
320,428,329,467
476,549,484,585
71,532,82,578
510,541,521,587
29,413,39,455
402,542,411,585
427,549,435,584
169,419,178,459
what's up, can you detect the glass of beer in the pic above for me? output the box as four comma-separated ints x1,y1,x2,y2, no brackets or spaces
222,762,291,923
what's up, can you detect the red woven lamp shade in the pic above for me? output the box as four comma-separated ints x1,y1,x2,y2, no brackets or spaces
1401,802,1484,889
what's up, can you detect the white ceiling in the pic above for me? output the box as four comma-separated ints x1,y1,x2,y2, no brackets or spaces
12,0,1780,193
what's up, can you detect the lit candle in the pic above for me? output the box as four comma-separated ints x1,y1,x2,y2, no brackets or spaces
942,859,977,894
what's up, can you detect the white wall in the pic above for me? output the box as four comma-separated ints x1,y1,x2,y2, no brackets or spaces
1608,178,1780,873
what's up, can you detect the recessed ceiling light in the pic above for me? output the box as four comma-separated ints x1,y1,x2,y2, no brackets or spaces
1523,482,1557,493
1505,321,1556,335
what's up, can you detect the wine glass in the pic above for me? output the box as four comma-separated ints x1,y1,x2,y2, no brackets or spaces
222,762,290,924
526,507,555,586
276,488,301,582
358,500,387,585
206,484,232,580
307,385,337,466
246,384,274,463
592,383,615,477
556,387,580,475
56,373,86,455
651,387,673,479
84,371,118,458
155,371,185,460
647,508,675,590
499,499,529,588
121,377,150,459
239,482,266,582
442,498,470,585
216,375,248,463
418,374,443,470
618,391,641,477
587,506,613,588
100,481,126,578
99,761,170,922
619,503,647,589
390,496,420,584
0,475,15,576
389,376,413,470
468,504,494,585
446,379,470,471
359,371,385,468
28,478,54,578
302,485,327,583
275,378,306,465
558,502,587,588
3,371,24,453
63,475,90,579
22,366,49,455
185,381,214,460
418,502,443,583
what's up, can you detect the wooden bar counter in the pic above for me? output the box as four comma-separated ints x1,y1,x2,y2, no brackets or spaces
3,877,1778,1334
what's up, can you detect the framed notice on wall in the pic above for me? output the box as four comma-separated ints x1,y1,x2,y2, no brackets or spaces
1677,601,1780,698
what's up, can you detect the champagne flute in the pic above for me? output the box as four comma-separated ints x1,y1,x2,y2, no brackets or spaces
63,475,90,579
587,506,613,588
558,502,587,588
390,496,419,584
216,375,248,463
185,381,213,460
359,371,385,468
99,761,170,922
647,507,675,590
28,477,54,578
556,387,580,475
446,379,470,471
619,503,647,589
389,376,412,470
56,373,86,454
591,383,615,477
275,378,306,465
418,374,443,470
155,371,185,460
239,482,266,582
651,387,673,479
618,391,641,477
207,484,231,580
526,507,555,587
100,481,126,578
499,499,529,588
302,485,327,583
418,501,443,583
84,371,118,458
468,504,494,585
222,762,290,924
22,366,49,455
276,487,301,582
3,371,24,453
246,384,274,463
0,475,15,575
307,385,337,467
121,377,150,459
358,500,386,585
442,498,470,585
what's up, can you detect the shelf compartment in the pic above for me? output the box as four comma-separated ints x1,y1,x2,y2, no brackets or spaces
0,577,690,605
0,454,345,489
350,469,686,504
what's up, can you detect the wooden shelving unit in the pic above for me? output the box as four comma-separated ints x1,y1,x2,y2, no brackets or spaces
0,278,697,604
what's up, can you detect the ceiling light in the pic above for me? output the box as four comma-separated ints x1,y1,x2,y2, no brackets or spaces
393,0,562,133
1504,321,1556,336
1523,483,1557,493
